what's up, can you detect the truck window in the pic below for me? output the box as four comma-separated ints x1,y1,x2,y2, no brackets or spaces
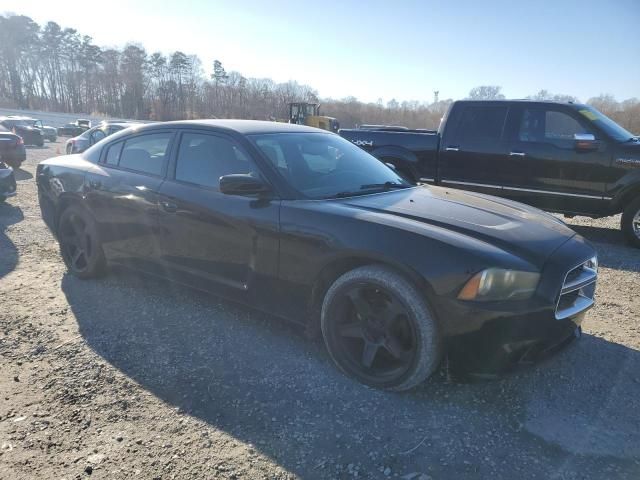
457,106,508,146
519,109,593,148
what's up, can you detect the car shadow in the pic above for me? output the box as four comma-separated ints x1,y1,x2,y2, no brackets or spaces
62,267,640,478
0,202,23,279
13,168,33,181
568,224,639,273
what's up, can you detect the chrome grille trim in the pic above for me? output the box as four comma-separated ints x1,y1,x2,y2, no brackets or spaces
555,259,597,320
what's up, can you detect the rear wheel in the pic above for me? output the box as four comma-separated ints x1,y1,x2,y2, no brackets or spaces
321,265,442,391
57,205,106,278
621,196,640,248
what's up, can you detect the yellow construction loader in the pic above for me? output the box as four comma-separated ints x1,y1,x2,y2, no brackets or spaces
288,102,339,132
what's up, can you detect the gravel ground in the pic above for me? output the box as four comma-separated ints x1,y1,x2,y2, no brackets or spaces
1,140,639,480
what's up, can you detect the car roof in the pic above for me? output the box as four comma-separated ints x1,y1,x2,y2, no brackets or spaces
137,119,328,135
0,116,36,121
454,99,588,109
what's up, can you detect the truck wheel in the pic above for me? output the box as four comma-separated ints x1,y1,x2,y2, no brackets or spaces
321,265,442,391
621,197,640,248
57,205,106,279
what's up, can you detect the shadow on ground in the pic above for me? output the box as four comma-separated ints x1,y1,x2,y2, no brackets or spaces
13,167,33,181
62,267,640,479
0,202,23,279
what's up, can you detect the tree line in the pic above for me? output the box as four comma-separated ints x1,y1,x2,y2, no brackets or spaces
1,13,638,133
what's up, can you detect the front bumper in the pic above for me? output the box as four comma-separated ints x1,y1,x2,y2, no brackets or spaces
0,168,17,197
440,235,596,374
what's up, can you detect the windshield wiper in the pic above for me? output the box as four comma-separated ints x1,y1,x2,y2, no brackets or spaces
326,182,411,199
359,181,411,190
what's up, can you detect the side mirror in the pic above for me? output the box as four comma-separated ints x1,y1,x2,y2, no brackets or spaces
574,133,599,152
385,162,397,170
219,174,270,196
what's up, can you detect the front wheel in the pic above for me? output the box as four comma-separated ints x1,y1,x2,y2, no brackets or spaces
57,205,106,278
321,265,442,391
621,197,640,248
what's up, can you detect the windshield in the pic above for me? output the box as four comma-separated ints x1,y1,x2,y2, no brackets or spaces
250,132,411,199
578,105,636,142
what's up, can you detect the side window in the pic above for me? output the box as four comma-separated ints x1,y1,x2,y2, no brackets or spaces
91,129,106,144
118,133,172,176
519,109,592,147
105,141,123,165
175,133,257,189
457,106,508,146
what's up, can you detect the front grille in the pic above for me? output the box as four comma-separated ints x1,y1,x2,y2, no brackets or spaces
555,257,597,320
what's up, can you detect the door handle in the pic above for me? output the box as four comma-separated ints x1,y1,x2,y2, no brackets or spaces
509,151,526,157
89,179,102,189
160,200,177,213
445,146,459,152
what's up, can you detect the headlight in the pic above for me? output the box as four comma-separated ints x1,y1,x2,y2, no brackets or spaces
457,268,540,301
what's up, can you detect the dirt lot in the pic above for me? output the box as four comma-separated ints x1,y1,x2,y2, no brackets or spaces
1,140,639,480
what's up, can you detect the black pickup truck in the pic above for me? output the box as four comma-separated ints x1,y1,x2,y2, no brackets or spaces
340,100,640,247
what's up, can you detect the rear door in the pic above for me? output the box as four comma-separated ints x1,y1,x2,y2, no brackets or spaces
438,103,510,195
155,130,280,305
84,130,175,265
503,105,609,213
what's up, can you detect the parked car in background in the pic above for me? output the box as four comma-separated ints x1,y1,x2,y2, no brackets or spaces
57,123,85,137
340,100,640,247
0,161,17,202
0,116,44,146
66,122,140,154
58,119,92,137
0,129,27,168
36,121,58,142
77,119,91,130
37,120,597,390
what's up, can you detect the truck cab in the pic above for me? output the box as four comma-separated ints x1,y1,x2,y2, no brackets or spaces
340,100,640,247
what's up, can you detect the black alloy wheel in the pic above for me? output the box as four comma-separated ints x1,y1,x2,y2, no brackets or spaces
322,265,441,391
58,206,105,278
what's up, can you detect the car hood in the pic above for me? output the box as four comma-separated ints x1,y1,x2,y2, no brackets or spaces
339,185,576,267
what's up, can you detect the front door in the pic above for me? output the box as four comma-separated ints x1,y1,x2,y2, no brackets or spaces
502,105,609,214
155,131,280,306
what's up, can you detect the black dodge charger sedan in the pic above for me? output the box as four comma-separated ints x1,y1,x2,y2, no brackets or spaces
36,120,597,390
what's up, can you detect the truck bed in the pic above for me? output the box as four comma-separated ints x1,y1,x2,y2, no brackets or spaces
339,128,440,181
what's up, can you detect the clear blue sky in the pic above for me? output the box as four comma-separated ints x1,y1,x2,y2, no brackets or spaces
8,0,640,103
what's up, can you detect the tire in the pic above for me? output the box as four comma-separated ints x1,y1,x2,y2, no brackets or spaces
57,205,106,279
621,196,640,248
5,159,21,169
321,265,442,391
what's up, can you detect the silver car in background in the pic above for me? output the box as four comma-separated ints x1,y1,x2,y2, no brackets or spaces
65,121,141,154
